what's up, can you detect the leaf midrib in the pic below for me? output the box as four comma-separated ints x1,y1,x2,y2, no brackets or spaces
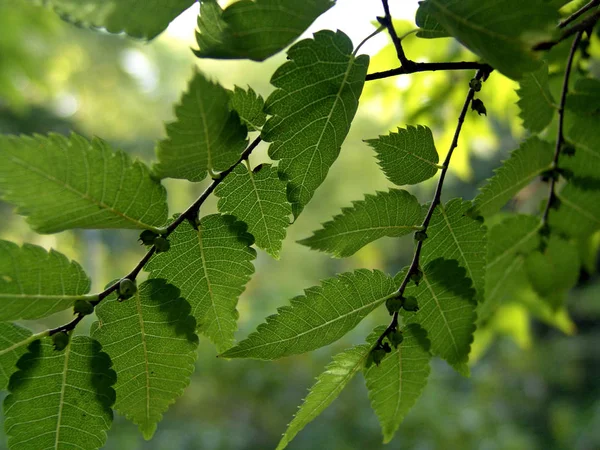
54,340,71,449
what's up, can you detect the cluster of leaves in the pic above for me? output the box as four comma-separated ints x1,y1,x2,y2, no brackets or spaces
0,0,599,449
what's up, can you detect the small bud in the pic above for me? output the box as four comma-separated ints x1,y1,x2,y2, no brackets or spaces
139,230,158,246
540,168,560,183
539,223,551,238
73,299,94,316
471,98,487,116
549,195,562,211
386,297,403,315
154,237,171,253
414,231,428,242
561,144,576,157
469,79,482,92
382,342,392,353
371,348,387,366
557,168,574,180
52,331,70,351
118,278,137,300
403,296,419,312
389,330,404,348
410,268,423,286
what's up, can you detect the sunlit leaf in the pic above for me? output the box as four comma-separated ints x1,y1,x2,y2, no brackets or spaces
215,163,291,258
221,270,396,360
91,279,198,440
0,240,91,321
566,78,600,116
0,133,168,233
550,184,600,238
0,323,33,390
364,324,431,443
473,137,554,217
154,70,248,182
276,344,370,450
229,86,267,131
262,30,370,217
416,6,450,38
194,0,335,61
299,190,423,257
563,113,600,183
400,258,477,376
365,125,440,186
146,215,256,352
4,336,115,450
40,0,195,39
421,199,486,300
516,62,556,132
417,0,558,79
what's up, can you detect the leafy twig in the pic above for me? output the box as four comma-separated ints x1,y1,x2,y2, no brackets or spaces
534,8,599,50
365,61,492,81
559,0,600,29
48,136,263,335
378,0,415,69
541,31,584,228
374,68,490,348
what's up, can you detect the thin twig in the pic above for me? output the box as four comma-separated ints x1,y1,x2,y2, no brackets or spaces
534,9,599,50
365,61,492,81
541,31,584,228
48,136,263,335
559,0,600,28
379,0,415,69
374,68,490,348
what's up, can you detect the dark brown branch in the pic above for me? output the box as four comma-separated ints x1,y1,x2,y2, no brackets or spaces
559,0,600,29
374,68,490,348
541,31,584,228
534,9,599,50
49,136,263,336
378,0,415,69
366,61,492,81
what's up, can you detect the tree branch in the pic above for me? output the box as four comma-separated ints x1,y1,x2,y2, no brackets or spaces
48,136,263,335
541,31,584,228
365,61,492,81
559,0,600,29
534,9,599,50
378,0,415,69
374,68,490,348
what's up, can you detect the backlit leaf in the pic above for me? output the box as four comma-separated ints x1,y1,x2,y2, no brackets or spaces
299,190,423,257
262,30,369,218
91,279,198,440
221,270,396,360
516,62,556,132
0,323,33,390
229,86,267,131
0,133,168,233
550,184,600,238
146,215,256,352
0,240,91,321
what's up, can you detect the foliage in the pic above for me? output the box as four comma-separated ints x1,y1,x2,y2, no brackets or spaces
0,0,599,449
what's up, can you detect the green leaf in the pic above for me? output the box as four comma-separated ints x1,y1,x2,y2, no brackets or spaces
229,86,267,131
154,70,248,182
364,324,431,443
215,163,291,258
516,62,556,132
0,133,168,233
91,279,198,440
276,344,370,450
0,240,91,321
479,215,541,322
566,78,600,116
473,137,554,217
417,0,559,79
550,184,600,238
365,125,440,186
194,0,335,61
526,236,580,310
400,259,477,376
563,114,600,182
4,336,115,450
40,0,195,39
421,199,486,301
299,190,423,258
0,323,34,390
416,6,450,38
262,30,370,218
145,215,256,352
221,270,396,360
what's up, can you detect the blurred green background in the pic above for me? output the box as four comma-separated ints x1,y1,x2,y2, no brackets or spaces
0,1,599,449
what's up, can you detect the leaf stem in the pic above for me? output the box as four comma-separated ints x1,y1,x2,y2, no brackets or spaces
48,136,263,335
375,68,490,348
365,62,492,81
541,31,584,228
